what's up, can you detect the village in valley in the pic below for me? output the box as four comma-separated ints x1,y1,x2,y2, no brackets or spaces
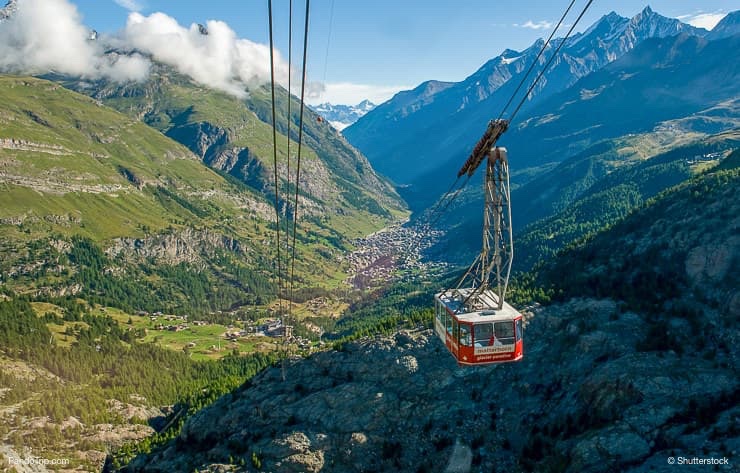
125,222,447,359
77,306,324,361
341,221,448,289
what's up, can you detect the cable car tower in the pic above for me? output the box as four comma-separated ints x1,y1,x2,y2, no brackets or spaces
434,119,524,365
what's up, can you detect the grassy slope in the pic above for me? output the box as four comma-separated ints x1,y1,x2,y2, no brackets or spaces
80,67,407,226
0,75,377,294
0,75,258,240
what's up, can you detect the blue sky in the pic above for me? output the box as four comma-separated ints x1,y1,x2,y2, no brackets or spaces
32,1,740,104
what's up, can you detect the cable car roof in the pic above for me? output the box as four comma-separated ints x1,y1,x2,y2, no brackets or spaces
436,288,521,323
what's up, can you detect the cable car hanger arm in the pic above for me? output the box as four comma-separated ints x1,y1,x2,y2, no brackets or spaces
457,119,509,178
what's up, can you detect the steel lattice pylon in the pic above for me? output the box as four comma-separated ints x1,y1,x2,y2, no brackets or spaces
453,146,513,312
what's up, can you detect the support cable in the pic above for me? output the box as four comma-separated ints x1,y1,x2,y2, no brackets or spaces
285,0,292,269
288,0,310,315
321,0,335,86
496,0,577,121
508,0,594,124
267,0,283,314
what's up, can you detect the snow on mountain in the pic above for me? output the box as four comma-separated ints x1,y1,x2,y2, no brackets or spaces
706,10,740,40
344,6,718,186
310,99,376,131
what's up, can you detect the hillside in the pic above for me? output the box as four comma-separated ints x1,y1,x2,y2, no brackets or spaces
410,28,739,269
0,75,299,311
53,64,406,239
126,158,739,472
430,128,739,267
0,76,249,240
511,130,738,270
0,74,404,471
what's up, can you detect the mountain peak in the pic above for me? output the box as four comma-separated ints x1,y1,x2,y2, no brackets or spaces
631,5,659,24
577,10,628,38
310,100,377,130
625,5,708,39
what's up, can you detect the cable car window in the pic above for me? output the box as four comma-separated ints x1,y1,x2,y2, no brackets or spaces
495,322,515,345
459,324,471,347
446,313,453,334
452,318,458,340
516,319,522,341
474,323,493,347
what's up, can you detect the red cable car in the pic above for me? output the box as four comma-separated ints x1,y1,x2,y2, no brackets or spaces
433,121,523,366
434,288,523,365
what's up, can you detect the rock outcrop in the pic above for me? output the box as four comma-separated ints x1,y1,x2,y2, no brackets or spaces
106,228,244,265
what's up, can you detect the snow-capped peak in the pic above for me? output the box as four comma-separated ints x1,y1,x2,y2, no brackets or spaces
310,100,377,131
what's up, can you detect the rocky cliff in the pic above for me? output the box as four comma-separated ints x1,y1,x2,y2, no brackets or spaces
128,297,737,472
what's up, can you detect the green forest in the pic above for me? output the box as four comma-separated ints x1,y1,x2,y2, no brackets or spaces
0,296,276,468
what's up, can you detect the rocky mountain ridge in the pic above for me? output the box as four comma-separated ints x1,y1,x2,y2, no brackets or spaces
344,6,708,187
131,297,737,472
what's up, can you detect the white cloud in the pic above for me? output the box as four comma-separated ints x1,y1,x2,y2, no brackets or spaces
677,11,727,30
305,82,412,106
514,20,553,30
0,0,294,97
0,0,149,81
114,0,142,12
122,12,290,98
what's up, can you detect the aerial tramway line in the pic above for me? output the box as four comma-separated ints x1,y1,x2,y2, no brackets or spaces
263,0,594,367
266,0,313,379
430,0,593,366
432,121,523,365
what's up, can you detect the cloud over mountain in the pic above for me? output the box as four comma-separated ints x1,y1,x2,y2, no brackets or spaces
678,11,727,30
514,20,553,30
122,12,288,98
0,0,149,81
0,0,293,97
